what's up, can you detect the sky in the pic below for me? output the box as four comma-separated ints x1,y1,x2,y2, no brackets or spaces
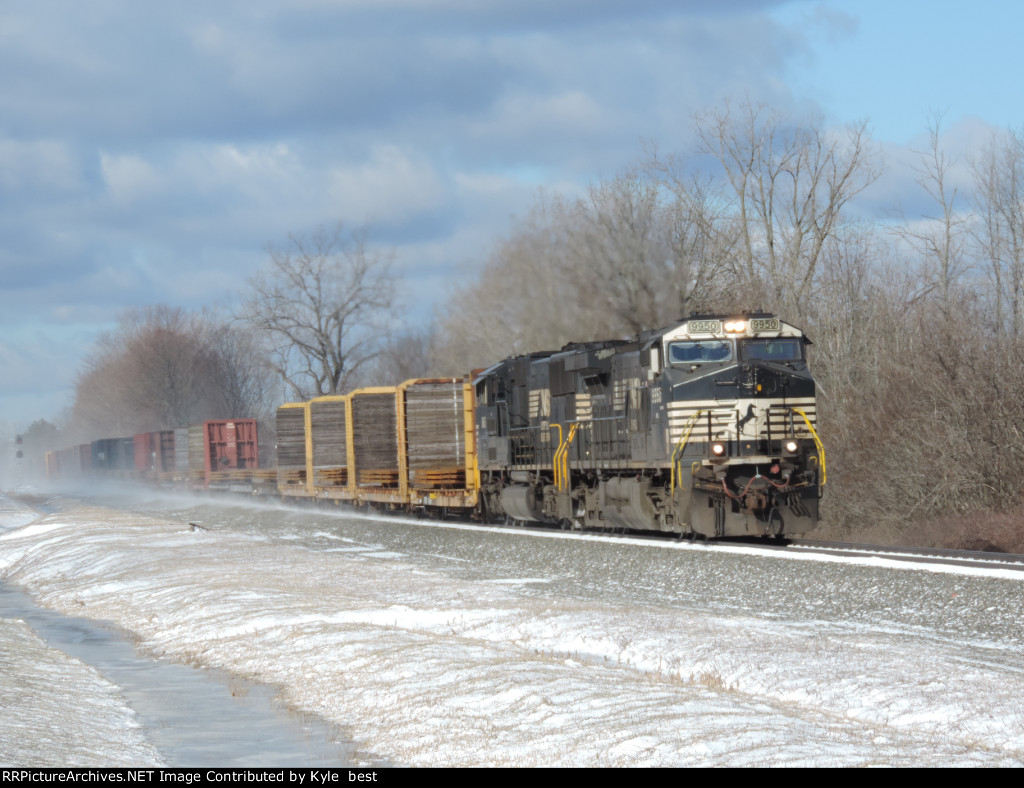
2,0,1023,429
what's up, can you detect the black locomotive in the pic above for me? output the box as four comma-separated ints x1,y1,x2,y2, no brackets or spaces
474,312,822,537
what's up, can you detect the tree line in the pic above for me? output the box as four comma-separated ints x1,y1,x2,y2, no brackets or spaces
45,100,1024,549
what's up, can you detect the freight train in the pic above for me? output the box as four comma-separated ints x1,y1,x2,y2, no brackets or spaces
47,419,263,492
45,312,824,538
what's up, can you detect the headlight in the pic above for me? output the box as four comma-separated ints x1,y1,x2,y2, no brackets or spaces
711,442,726,457
784,440,799,454
724,320,746,333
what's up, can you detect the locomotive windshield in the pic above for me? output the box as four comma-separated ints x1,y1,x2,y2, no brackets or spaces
739,337,802,362
667,340,732,364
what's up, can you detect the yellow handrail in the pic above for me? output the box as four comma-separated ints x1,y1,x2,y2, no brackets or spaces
790,407,826,486
551,424,563,489
563,423,579,491
553,423,579,492
670,410,705,494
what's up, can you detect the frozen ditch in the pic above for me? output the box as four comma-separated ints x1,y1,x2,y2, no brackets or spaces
0,494,364,767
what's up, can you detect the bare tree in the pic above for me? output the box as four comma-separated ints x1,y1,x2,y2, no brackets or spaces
431,164,741,375
897,114,970,317
693,100,879,320
370,326,438,385
431,197,584,375
238,223,398,399
972,127,1024,336
69,305,273,440
644,150,744,312
565,173,665,334
206,321,279,420
563,167,731,333
71,306,214,436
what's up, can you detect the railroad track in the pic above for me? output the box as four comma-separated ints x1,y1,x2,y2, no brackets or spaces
784,538,1024,571
491,516,1024,571
20,488,1024,573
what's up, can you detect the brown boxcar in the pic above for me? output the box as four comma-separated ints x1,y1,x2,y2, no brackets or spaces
199,419,259,490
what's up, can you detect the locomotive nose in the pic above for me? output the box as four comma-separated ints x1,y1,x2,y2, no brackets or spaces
740,360,782,395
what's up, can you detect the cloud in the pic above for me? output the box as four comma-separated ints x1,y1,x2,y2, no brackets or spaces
469,89,608,149
855,114,1000,223
0,139,81,194
0,0,814,424
327,145,445,227
99,153,160,203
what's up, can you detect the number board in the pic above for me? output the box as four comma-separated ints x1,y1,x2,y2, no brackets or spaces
749,318,780,332
687,320,721,334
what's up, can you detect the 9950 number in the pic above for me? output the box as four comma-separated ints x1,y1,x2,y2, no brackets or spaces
750,318,780,332
688,320,721,334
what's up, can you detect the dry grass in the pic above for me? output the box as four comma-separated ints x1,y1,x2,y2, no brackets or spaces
689,668,736,692
819,507,1024,554
900,509,1024,553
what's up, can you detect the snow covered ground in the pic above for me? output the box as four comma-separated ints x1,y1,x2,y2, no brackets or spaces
2,490,1024,767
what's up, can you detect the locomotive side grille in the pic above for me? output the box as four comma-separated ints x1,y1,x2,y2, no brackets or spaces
575,393,592,421
613,379,627,411
528,388,550,419
612,377,640,412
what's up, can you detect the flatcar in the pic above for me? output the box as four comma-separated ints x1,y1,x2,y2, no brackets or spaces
275,378,478,512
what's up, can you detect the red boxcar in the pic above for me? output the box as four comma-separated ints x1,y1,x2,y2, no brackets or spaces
198,419,259,490
133,431,177,481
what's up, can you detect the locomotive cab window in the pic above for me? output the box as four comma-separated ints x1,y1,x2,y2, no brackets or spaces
739,338,802,362
667,340,732,365
475,376,507,405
